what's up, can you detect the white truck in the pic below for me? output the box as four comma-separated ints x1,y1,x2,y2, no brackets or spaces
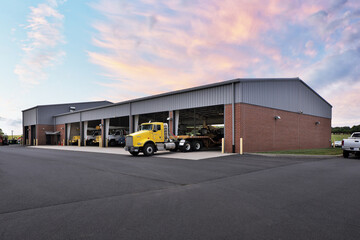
108,129,127,146
342,132,360,158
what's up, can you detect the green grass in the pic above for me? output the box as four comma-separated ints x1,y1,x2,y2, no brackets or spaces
260,148,343,155
331,133,350,142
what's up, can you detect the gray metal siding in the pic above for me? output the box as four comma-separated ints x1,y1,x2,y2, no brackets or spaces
23,108,37,126
81,104,130,121
46,79,331,125
132,85,233,115
241,80,331,118
56,113,81,124
242,80,299,113
298,83,332,118
234,82,242,102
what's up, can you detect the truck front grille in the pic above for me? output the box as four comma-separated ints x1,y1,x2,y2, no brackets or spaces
125,136,133,147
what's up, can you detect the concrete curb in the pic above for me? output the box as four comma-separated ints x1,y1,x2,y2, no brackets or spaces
246,153,342,158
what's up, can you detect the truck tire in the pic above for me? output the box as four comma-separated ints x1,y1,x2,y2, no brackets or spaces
109,140,116,147
143,143,155,156
130,151,139,156
192,141,202,151
343,150,349,158
180,141,192,152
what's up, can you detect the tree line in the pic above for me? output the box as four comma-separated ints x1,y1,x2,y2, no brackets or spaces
332,125,360,134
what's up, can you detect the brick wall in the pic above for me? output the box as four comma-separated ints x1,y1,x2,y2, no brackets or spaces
55,124,66,145
224,104,233,153
224,103,331,153
36,124,55,145
169,111,174,135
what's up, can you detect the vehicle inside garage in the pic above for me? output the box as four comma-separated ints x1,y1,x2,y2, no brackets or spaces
107,116,129,147
175,105,224,151
85,120,101,146
67,122,80,145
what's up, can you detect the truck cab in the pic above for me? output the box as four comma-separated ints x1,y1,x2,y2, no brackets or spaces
342,132,360,158
124,122,175,156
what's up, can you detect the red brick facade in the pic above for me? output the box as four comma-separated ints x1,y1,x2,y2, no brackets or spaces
36,125,54,145
55,124,66,145
168,111,174,135
225,103,331,153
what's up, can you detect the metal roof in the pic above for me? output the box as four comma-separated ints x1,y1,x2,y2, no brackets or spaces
22,100,113,112
54,77,330,117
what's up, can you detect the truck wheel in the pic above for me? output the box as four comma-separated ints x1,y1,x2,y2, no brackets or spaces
180,141,192,152
192,141,202,151
143,143,155,156
130,151,139,156
343,150,349,158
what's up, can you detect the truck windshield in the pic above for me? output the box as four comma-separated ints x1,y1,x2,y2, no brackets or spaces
141,124,153,131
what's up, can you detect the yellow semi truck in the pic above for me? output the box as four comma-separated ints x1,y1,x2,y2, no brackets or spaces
124,122,222,156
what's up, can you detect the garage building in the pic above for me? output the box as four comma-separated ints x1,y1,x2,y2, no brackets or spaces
22,78,332,153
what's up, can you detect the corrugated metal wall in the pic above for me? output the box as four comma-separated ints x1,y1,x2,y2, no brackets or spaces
52,79,331,124
56,113,81,124
23,108,37,126
241,80,331,118
81,104,130,121
242,80,299,113
298,83,332,118
37,102,111,125
131,84,233,115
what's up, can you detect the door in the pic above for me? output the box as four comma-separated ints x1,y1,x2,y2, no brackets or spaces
153,124,163,143
46,135,52,145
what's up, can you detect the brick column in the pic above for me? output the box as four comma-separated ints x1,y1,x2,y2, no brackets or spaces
56,124,65,145
169,111,174,135
100,119,104,147
224,104,233,153
28,127,32,145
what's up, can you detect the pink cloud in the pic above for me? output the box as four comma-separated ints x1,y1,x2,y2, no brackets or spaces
89,0,360,126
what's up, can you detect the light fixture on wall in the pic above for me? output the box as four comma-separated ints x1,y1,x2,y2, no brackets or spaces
315,121,320,125
166,117,172,121
274,116,281,120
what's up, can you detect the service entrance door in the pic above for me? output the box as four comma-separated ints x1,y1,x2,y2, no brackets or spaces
46,135,52,145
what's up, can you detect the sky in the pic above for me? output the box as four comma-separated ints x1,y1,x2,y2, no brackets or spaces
0,0,359,135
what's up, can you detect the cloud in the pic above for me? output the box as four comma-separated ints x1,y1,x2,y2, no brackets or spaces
89,0,360,126
0,116,22,135
14,0,66,85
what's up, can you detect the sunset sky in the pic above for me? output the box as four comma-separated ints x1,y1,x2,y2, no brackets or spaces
1,0,359,135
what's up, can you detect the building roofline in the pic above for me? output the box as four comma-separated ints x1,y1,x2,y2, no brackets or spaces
54,78,305,117
298,79,332,107
22,100,113,112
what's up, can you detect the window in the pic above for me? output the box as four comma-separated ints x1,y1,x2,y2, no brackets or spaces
155,125,161,131
141,124,153,131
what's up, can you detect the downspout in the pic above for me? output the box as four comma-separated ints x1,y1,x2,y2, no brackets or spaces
232,82,235,153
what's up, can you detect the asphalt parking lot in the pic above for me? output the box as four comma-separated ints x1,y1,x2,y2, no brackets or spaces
0,145,360,240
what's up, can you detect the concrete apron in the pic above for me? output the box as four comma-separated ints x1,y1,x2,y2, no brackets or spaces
28,145,236,160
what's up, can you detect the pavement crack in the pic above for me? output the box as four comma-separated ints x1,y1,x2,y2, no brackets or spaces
0,184,182,216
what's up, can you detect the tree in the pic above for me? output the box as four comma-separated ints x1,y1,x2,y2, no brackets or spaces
0,128,3,136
